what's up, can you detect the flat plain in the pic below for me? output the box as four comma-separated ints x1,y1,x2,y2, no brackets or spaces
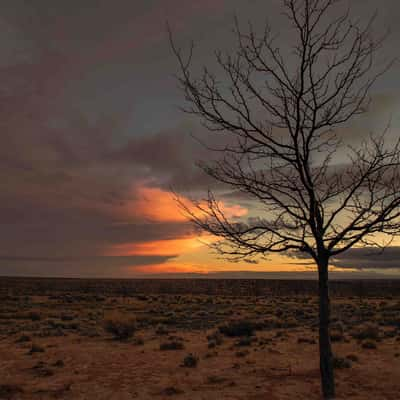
0,278,399,400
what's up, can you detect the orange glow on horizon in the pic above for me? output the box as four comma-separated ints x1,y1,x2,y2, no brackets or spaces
133,186,248,223
104,184,248,271
132,263,211,275
105,235,216,257
104,184,327,275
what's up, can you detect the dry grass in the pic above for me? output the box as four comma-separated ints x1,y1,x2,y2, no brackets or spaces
0,279,399,399
103,312,136,340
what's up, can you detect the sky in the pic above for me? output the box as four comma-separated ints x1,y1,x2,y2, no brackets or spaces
1,0,400,278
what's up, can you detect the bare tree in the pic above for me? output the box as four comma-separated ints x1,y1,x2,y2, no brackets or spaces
170,0,398,398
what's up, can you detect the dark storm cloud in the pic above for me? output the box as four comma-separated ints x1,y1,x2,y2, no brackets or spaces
289,247,400,271
330,247,400,270
109,125,231,191
1,0,400,276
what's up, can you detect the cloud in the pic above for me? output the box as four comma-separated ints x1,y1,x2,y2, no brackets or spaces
330,247,400,270
1,0,399,277
289,247,400,271
0,255,176,278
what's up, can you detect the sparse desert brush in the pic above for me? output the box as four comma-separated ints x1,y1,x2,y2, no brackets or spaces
162,387,184,396
263,316,281,330
351,323,380,341
207,330,223,346
28,343,45,355
331,320,345,334
330,331,345,342
280,317,298,329
60,313,75,321
383,328,397,338
53,359,65,367
219,320,255,337
235,336,254,347
160,340,184,351
103,312,136,340
155,324,169,335
133,336,144,345
362,340,377,349
206,375,227,384
332,356,352,369
346,354,359,362
29,311,41,321
15,334,31,343
204,351,218,359
182,353,198,368
297,337,316,345
235,350,249,358
0,384,23,398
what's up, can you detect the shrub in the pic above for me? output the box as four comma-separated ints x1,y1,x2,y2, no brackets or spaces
346,354,359,362
28,344,44,355
103,313,136,340
160,341,184,351
330,331,345,342
0,384,23,398
133,337,144,346
362,340,377,349
182,353,198,368
207,331,223,346
235,336,252,347
29,311,41,321
155,324,169,335
53,359,65,367
352,323,380,341
206,375,227,384
60,313,75,321
297,337,316,344
162,387,183,396
219,321,255,337
235,350,249,357
332,356,351,369
15,334,31,343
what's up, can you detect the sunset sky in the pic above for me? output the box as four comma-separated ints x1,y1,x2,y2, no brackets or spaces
1,0,400,278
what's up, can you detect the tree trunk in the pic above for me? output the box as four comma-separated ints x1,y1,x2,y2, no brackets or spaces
318,258,335,399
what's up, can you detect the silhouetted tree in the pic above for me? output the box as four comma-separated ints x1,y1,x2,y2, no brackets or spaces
171,0,398,398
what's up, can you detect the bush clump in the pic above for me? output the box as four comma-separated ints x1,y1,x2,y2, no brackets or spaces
155,324,169,335
207,331,223,348
29,311,41,321
28,344,45,355
235,336,253,347
182,353,198,368
346,354,359,362
103,313,136,340
0,384,23,398
351,323,380,341
160,341,184,351
332,356,352,369
362,340,377,349
219,320,255,337
15,334,31,343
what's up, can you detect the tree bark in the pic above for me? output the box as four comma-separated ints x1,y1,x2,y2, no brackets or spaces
318,258,335,399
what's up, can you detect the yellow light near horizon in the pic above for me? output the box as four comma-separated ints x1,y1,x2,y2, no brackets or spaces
105,236,211,257
129,185,248,223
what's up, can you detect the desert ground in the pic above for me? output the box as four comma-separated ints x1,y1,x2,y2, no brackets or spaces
0,278,399,400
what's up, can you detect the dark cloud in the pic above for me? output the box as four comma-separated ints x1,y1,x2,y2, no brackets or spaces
289,247,400,271
1,0,400,277
0,255,175,278
330,247,400,270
